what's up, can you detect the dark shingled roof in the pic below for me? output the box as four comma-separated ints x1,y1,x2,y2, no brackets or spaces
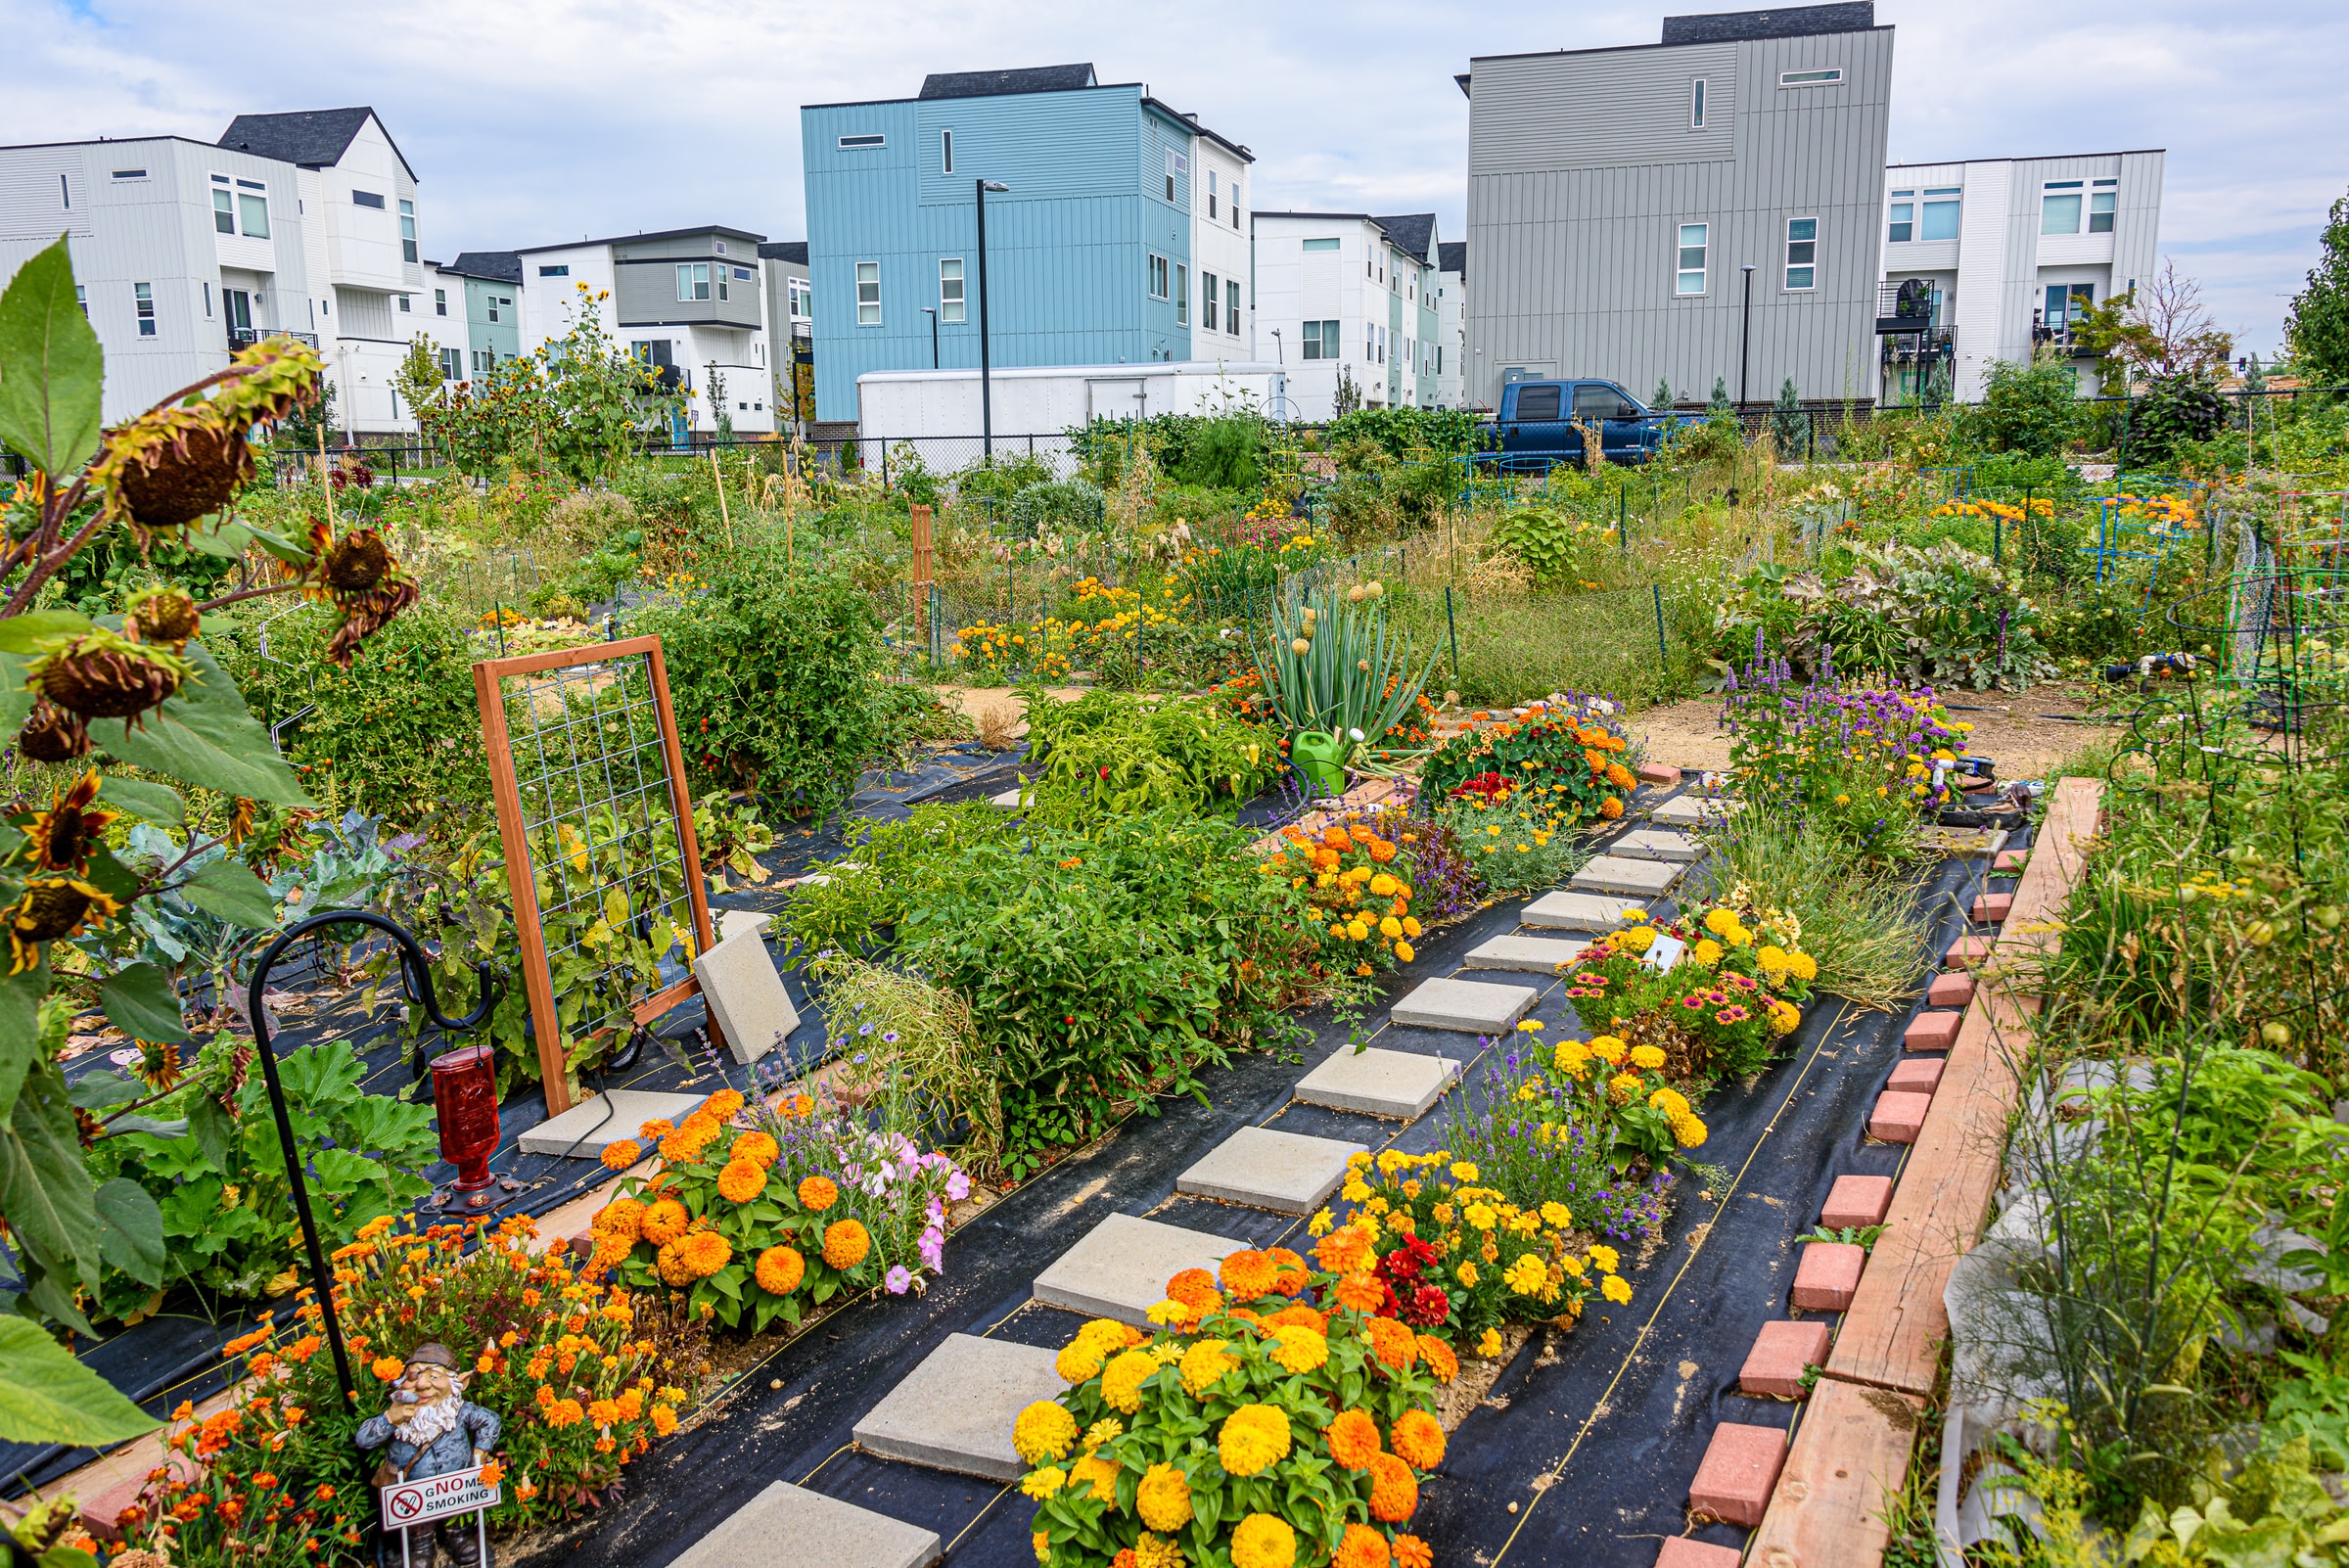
1371,213,1436,265
1661,3,1874,45
445,251,523,286
758,241,808,265
1438,241,1466,274
919,64,1096,100
218,108,416,181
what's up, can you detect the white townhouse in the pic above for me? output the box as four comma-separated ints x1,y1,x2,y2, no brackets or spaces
1251,211,1443,420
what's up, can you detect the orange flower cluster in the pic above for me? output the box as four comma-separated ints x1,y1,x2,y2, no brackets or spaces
1267,813,1420,976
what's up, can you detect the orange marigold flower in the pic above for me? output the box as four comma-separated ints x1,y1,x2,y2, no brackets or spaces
651,1404,678,1436
1265,1303,1327,1334
1334,1271,1385,1314
1394,1534,1434,1568
599,1138,643,1172
1391,1408,1446,1470
1313,1225,1374,1276
701,1088,745,1119
822,1220,871,1270
1267,1247,1310,1297
1218,1250,1277,1301
370,1356,404,1381
544,1399,585,1428
1364,1316,1418,1371
1166,1268,1221,1309
1415,1335,1459,1383
641,1199,690,1246
715,1160,765,1204
637,1118,676,1141
1334,1522,1391,1568
655,1241,695,1286
1325,1408,1382,1470
756,1245,806,1295
676,1230,731,1279
732,1130,779,1169
797,1176,839,1213
1597,796,1624,820
1367,1452,1418,1522
1367,839,1398,863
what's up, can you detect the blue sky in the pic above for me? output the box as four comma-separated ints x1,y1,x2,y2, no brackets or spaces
7,0,2343,355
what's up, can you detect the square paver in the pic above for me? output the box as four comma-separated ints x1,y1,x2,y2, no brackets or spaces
1904,1012,1960,1052
716,909,772,943
1888,1057,1946,1095
1390,976,1539,1034
1635,761,1682,786
669,1481,940,1568
1609,828,1703,863
518,1088,711,1158
694,925,802,1066
1738,1319,1832,1399
1792,1242,1865,1312
989,786,1025,810
1294,1047,1459,1120
852,1334,1066,1481
1033,1214,1245,1326
1971,892,2014,924
1570,854,1683,897
1656,1542,1745,1568
1522,891,1645,932
1944,935,1994,969
1820,1174,1895,1230
1649,793,1743,827
1464,935,1585,975
1869,1090,1932,1144
1688,1422,1788,1527
1926,972,1976,1008
1176,1126,1365,1216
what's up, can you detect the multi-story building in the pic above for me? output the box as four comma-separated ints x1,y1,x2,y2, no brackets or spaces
508,226,775,435
1460,3,1892,411
1250,212,1440,420
758,241,814,430
441,250,524,380
1436,240,1468,408
1874,150,2164,404
800,64,1253,424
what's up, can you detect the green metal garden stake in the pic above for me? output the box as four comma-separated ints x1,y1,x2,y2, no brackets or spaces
1445,584,1461,682
1651,583,1668,667
1618,488,1628,553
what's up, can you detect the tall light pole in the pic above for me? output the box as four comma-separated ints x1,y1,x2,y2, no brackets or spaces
920,307,939,370
977,179,1009,458
1738,263,1757,409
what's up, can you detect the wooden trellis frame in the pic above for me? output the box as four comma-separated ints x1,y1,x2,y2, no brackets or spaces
474,635,716,1115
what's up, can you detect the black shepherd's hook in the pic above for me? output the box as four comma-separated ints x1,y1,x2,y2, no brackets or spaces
245,909,500,1412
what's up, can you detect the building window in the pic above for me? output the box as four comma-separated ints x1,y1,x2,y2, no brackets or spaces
435,288,447,316
203,281,212,317
789,279,811,319
839,133,885,149
717,270,730,302
1301,319,1338,359
539,264,570,277
397,293,411,312
1777,69,1843,87
939,258,965,323
238,191,270,239
1208,170,1218,219
210,187,235,235
2041,180,2085,236
1920,188,1960,241
134,282,156,337
856,261,881,325
1302,237,1340,253
1226,279,1240,333
73,284,85,316
111,167,147,180
352,190,385,209
1202,271,1219,331
941,128,953,174
1676,222,1708,296
677,262,712,301
398,199,418,262
1784,216,1818,291
1690,78,1707,128
488,295,510,322
1174,264,1188,326
1887,189,1913,243
2090,179,2118,234
1148,254,1169,300
438,346,462,380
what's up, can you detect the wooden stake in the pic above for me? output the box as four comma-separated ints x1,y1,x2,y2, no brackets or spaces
710,443,734,550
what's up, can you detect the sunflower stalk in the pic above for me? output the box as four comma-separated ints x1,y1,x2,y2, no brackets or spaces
1246,581,1443,763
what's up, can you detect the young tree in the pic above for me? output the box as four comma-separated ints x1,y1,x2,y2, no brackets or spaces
2285,191,2349,387
392,334,444,438
2113,258,2234,378
1652,375,1674,410
1771,377,1806,457
1707,376,1731,414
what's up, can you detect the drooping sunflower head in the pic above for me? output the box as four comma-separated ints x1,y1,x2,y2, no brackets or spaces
25,628,195,728
15,696,92,763
5,877,123,973
19,770,115,875
124,586,202,650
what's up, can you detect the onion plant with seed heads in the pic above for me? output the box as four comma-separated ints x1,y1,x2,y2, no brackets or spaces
1246,580,1443,755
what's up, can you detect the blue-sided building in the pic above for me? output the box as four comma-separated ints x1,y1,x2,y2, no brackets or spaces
801,64,1256,426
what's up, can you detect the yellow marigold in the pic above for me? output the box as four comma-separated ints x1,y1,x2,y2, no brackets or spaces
754,1245,805,1295
1363,1316,1418,1371
1674,1113,1709,1148
1101,1349,1158,1414
1608,1072,1643,1103
1503,1254,1548,1296
1220,1404,1293,1479
822,1220,871,1270
1325,1407,1382,1469
1770,999,1802,1035
1449,1160,1480,1183
1368,872,1398,897
1082,1417,1124,1453
1218,1249,1277,1301
1402,915,1421,938
1379,916,1403,939
1756,944,1791,974
715,1160,765,1204
599,1138,643,1171
1056,1337,1110,1383
1588,1243,1620,1273
1788,951,1818,981
1135,1462,1194,1532
798,1176,839,1212
1068,1453,1120,1503
1703,907,1739,938
1416,1335,1458,1383
1020,1465,1067,1501
732,1130,779,1169
1394,940,1415,963
1133,1533,1185,1568
1391,1407,1446,1470
1013,1400,1079,1465
1648,1086,1689,1119
640,1199,690,1246
1601,1273,1634,1304
1693,938,1725,967
1179,1338,1239,1396
676,1230,731,1279
1231,1512,1297,1568
1629,1042,1668,1071
1263,1323,1325,1374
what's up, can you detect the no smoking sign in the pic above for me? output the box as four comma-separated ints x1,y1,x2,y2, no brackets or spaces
381,1464,502,1530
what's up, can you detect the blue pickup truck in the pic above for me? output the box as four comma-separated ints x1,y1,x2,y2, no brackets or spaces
1477,379,1690,467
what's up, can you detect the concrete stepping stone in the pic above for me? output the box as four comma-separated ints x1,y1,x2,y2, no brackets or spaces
1738,1319,1832,1399
1648,793,1742,826
1888,1057,1946,1095
852,1334,1065,1481
1609,828,1703,863
1792,1242,1865,1311
716,909,772,943
989,786,1025,810
1033,1214,1244,1326
694,924,802,1066
1925,972,1975,1008
669,1481,940,1568
1868,1090,1932,1144
1522,891,1645,932
1944,935,1993,969
1656,1541,1745,1568
1570,854,1682,897
1688,1421,1787,1527
1390,976,1538,1034
1176,1126,1365,1215
1294,1047,1459,1120
1904,1012,1960,1052
1971,891,2014,923
1463,935,1584,975
518,1088,709,1159
1820,1175,1895,1230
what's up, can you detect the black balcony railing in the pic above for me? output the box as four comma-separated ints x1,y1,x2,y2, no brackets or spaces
1875,278,1941,335
229,327,322,351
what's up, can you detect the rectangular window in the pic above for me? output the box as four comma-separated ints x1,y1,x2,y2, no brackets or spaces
397,293,411,312
538,264,570,277
352,190,385,209
1675,222,1707,296
941,128,953,173
732,266,752,281
1887,199,1913,244
435,288,447,316
717,271,729,302
238,192,270,238
236,177,264,191
1302,237,1340,252
111,168,147,180
438,346,462,380
134,282,155,336
1365,324,1374,361
1515,384,1562,421
1165,149,1177,203
677,261,712,301
1226,279,1241,334
1202,271,1219,330
1784,216,1818,291
2090,180,2117,234
856,260,880,325
1174,264,1188,326
213,188,236,235
1777,68,1842,86
203,281,212,317
939,257,965,323
1148,254,1169,299
839,133,885,149
2041,181,2084,236
399,199,418,262
789,279,811,318
485,296,501,322
1919,188,1960,241
1690,78,1707,128
1208,169,1218,219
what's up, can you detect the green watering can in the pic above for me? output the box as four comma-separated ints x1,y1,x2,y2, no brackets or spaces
1289,729,1349,797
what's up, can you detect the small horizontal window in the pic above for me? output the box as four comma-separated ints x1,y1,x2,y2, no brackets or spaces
210,173,230,185
1302,238,1341,252
839,134,885,149
1778,69,1843,86
352,190,386,208
237,178,266,191
2093,178,2118,188
538,265,570,277
111,168,147,180
733,266,753,280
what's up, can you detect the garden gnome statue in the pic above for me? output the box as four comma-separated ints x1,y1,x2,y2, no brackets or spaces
356,1342,502,1568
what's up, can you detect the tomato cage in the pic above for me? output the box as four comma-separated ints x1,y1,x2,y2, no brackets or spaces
2087,476,2208,585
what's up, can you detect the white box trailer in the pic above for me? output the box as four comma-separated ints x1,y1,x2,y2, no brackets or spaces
855,361,1292,473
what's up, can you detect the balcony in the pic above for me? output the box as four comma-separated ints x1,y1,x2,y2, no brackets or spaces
228,328,322,351
2031,322,2103,359
1875,279,1942,335
1880,326,1954,368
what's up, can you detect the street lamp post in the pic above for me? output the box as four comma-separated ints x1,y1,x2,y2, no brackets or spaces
1738,263,1757,409
920,307,939,370
976,179,1009,459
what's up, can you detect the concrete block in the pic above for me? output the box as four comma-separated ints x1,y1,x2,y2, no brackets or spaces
1293,1047,1459,1120
693,925,802,1066
1649,793,1742,827
1033,1214,1245,1326
1569,854,1683,897
1610,828,1704,863
1175,1126,1366,1216
1688,1421,1788,1527
1925,972,1976,1008
1887,1057,1946,1095
1635,761,1681,786
1464,935,1585,975
1820,1175,1895,1231
989,786,1025,810
517,1088,710,1159
716,909,772,943
1904,1012,1961,1052
1655,1542,1746,1568
1390,976,1538,1034
1944,935,1994,970
668,1481,940,1568
1992,849,2027,873
852,1334,1066,1482
1522,891,1645,932
1738,1319,1832,1399
1868,1090,1933,1144
1971,892,2014,924
1792,1242,1865,1312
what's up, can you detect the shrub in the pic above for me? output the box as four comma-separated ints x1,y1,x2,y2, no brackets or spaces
1488,504,1609,585
1970,358,2082,457
2124,374,2230,469
1722,669,1968,863
1433,772,1593,897
1021,688,1281,827
1174,415,1265,491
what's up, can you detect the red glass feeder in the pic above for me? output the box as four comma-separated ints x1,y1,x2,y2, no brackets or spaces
430,1043,502,1213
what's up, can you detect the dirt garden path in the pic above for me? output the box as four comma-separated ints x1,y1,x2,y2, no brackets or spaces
1628,678,2107,779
